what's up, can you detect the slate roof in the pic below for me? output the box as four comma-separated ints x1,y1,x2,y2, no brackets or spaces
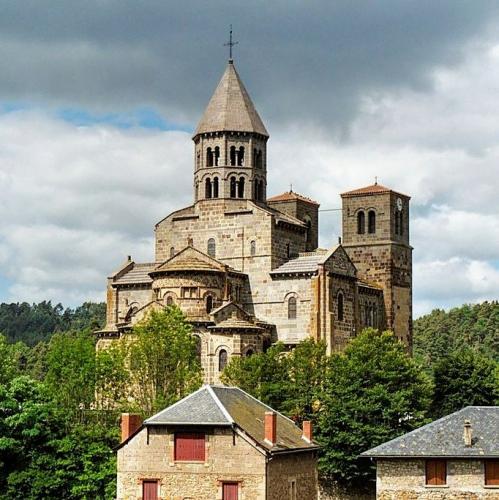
269,249,330,275
267,191,320,206
113,263,155,285
341,183,409,199
194,62,268,137
362,406,499,458
208,317,262,331
144,385,318,453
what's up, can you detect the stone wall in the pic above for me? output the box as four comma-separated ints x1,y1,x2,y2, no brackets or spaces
117,426,267,499
266,451,319,500
376,458,499,499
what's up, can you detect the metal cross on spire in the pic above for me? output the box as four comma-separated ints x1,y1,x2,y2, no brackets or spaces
224,25,239,62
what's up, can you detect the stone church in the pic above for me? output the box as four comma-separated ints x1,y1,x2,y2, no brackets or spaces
96,59,413,384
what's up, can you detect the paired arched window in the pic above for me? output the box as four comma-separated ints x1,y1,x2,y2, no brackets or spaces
250,240,256,256
207,238,216,257
337,292,344,322
205,177,219,199
219,349,228,371
170,247,175,258
357,211,365,234
206,295,213,314
238,177,245,198
229,146,245,166
288,296,297,320
368,210,376,234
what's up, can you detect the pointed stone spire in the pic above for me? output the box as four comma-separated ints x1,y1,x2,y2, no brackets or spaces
194,62,268,137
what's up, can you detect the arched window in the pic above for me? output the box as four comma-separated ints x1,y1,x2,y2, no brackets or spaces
238,177,245,198
357,211,365,234
337,292,344,322
205,178,212,199
206,295,213,314
238,146,245,166
259,180,264,201
170,246,175,258
214,146,220,166
206,147,213,167
166,296,174,307
368,210,376,234
245,349,254,357
288,296,297,319
250,240,256,256
230,176,237,198
207,238,216,258
230,146,236,166
219,349,228,371
254,179,259,200
213,177,219,198
254,148,262,168
304,216,312,245
194,336,202,361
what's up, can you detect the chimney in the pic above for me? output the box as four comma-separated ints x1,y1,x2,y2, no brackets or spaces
121,413,142,442
463,420,472,447
302,420,313,443
264,411,277,446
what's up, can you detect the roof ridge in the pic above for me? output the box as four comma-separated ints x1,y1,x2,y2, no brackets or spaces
206,385,234,424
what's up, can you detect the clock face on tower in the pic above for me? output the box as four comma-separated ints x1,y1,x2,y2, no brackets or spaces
396,198,403,211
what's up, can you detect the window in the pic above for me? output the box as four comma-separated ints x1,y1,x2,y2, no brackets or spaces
485,459,499,486
254,148,262,169
286,243,291,258
219,349,228,371
213,177,219,198
259,180,264,201
230,146,236,166
181,287,197,299
304,216,312,245
368,210,376,234
170,246,175,258
205,178,212,199
142,480,158,500
426,459,447,486
222,482,239,500
337,292,344,322
238,146,245,166
250,240,256,256
166,296,174,306
288,296,297,320
357,211,365,234
245,349,254,357
289,479,297,500
206,295,213,313
174,432,205,461
207,238,216,257
238,177,245,198
214,146,220,166
230,176,237,198
206,147,213,167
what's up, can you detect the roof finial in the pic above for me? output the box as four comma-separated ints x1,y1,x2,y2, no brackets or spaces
290,183,293,193
224,24,239,63
375,176,378,185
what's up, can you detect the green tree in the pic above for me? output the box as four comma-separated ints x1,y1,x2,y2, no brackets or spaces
431,347,499,418
126,306,202,413
316,329,432,489
0,334,27,384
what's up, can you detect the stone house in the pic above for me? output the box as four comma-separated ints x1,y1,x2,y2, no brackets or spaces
361,406,499,499
117,385,319,499
96,57,413,384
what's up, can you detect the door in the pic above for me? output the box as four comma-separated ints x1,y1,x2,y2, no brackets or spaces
142,480,158,500
222,482,239,500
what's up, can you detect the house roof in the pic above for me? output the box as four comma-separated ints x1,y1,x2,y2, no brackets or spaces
113,263,155,285
270,251,328,275
267,191,320,206
362,406,499,458
194,62,268,137
144,385,318,453
341,183,409,199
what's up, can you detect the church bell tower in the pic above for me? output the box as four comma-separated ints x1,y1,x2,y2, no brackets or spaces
192,60,269,203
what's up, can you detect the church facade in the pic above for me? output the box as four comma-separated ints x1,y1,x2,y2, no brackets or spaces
96,60,413,384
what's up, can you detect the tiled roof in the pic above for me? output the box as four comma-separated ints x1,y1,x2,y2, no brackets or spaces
267,191,320,206
209,317,262,330
270,250,329,275
113,263,155,285
262,205,307,228
194,62,268,137
362,406,499,458
153,246,228,274
341,183,409,198
145,385,318,453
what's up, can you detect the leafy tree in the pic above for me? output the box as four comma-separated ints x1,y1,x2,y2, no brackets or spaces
0,334,27,384
126,306,203,413
431,347,499,418
316,329,432,489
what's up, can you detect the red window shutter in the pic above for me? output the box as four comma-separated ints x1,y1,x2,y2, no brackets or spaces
174,432,205,461
222,482,239,500
426,459,446,485
142,480,158,500
485,460,499,486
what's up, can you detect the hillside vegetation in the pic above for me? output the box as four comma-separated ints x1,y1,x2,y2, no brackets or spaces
414,301,499,365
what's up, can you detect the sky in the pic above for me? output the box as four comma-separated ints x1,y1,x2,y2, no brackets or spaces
0,1,499,317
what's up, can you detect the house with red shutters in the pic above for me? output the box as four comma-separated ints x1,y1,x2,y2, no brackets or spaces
116,385,319,500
